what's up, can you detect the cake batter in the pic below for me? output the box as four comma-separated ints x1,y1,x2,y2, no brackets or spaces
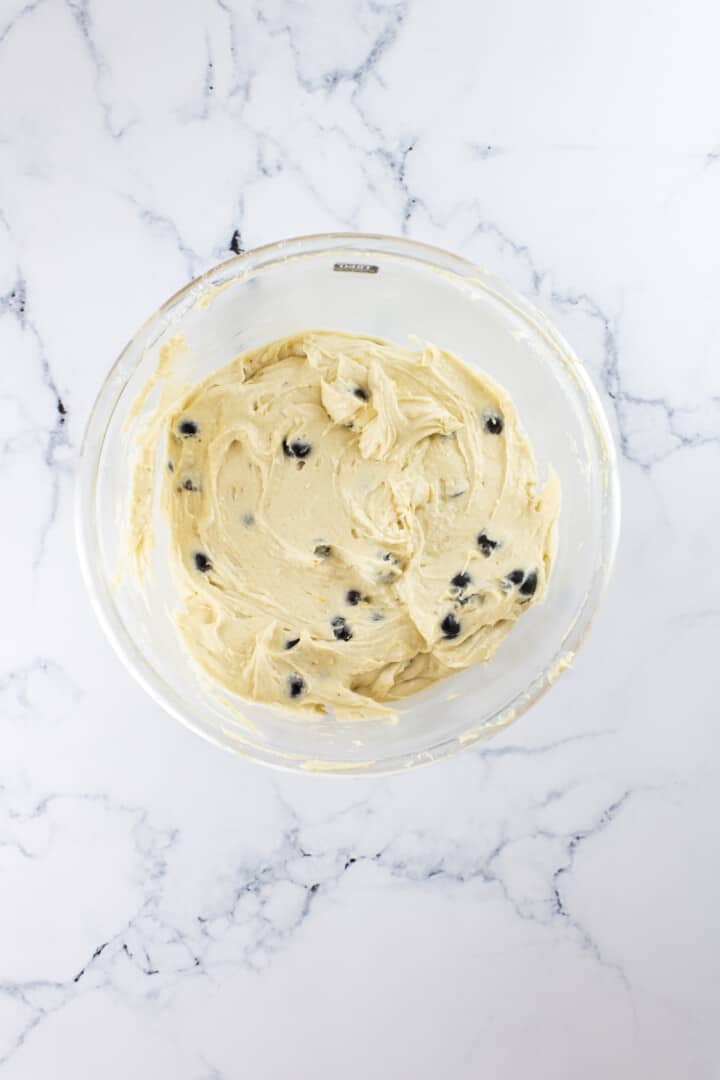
132,331,560,719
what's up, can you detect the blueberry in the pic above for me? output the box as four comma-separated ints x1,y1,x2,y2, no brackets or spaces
450,572,472,591
346,589,363,605
353,387,369,401
314,544,332,558
331,616,353,642
179,420,198,437
441,613,461,639
519,570,538,597
484,414,504,435
375,551,402,584
477,532,498,557
381,552,402,569
284,637,300,650
288,673,305,698
283,438,312,459
506,569,525,586
194,552,212,573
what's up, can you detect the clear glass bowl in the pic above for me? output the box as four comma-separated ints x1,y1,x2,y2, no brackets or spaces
76,234,620,775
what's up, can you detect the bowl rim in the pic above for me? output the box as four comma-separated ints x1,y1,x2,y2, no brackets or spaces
75,231,622,776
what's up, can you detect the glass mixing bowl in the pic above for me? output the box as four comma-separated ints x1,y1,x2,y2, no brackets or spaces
76,234,620,774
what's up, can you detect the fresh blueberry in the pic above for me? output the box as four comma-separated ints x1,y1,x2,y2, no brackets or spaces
314,544,332,558
477,532,499,557
179,420,198,437
484,414,504,435
331,616,353,642
372,552,403,584
506,569,525,586
346,589,363,605
519,570,538,597
284,637,300,650
353,387,369,400
441,613,461,639
288,673,305,698
283,438,312,459
450,572,472,591
194,552,212,573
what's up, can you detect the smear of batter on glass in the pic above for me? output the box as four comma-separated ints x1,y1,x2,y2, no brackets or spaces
129,331,560,719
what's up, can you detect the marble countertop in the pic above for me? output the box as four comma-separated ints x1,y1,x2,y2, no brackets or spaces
1,1,717,1076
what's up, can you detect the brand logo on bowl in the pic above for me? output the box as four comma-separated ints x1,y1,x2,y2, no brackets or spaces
333,262,379,274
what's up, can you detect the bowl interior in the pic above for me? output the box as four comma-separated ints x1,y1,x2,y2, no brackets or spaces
78,236,619,773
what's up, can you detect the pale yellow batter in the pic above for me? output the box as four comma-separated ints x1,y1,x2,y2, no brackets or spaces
134,331,560,719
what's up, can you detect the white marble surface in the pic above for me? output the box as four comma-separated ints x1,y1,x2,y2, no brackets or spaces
1,0,718,1076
